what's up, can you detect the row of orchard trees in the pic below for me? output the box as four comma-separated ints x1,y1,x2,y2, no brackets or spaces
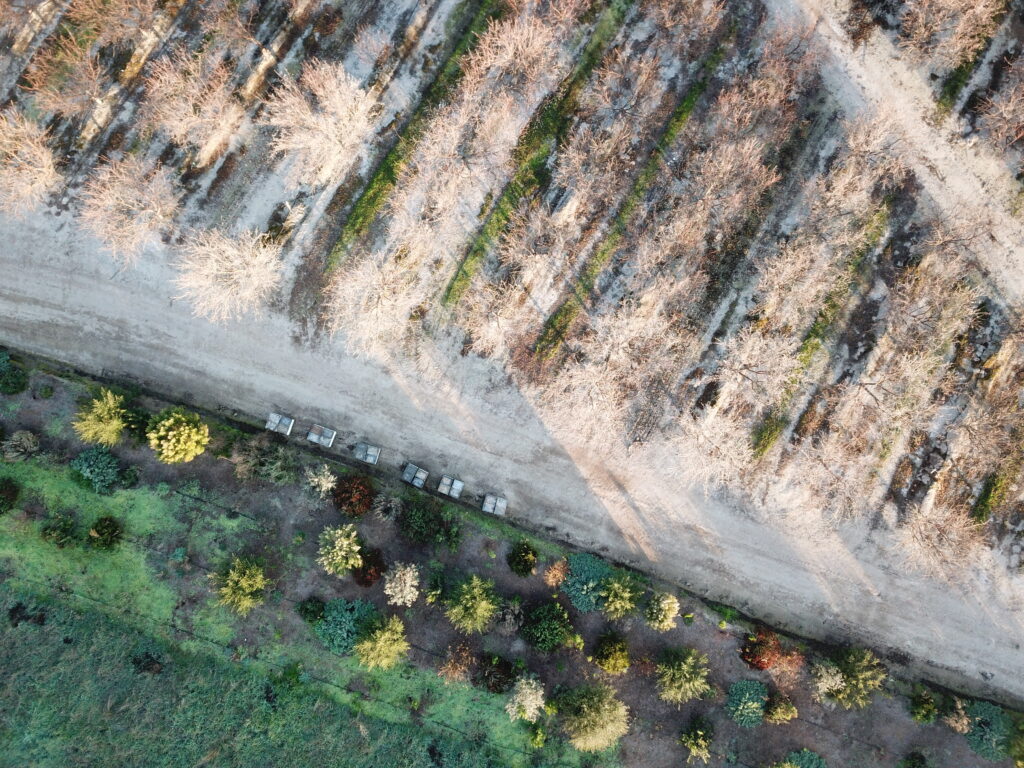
0,0,384,321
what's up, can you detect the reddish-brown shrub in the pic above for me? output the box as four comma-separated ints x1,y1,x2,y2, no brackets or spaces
352,547,386,587
332,474,375,517
438,643,475,684
741,628,783,670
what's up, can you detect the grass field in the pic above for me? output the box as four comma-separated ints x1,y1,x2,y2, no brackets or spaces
0,582,509,768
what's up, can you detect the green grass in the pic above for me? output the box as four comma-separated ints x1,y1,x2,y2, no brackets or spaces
0,458,603,768
751,412,789,458
532,44,727,362
971,457,1022,522
442,0,633,306
0,583,510,768
324,0,505,273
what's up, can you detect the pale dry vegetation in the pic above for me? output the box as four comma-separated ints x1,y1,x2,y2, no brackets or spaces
0,107,61,216
900,0,1005,70
174,229,283,322
260,58,376,189
78,155,179,262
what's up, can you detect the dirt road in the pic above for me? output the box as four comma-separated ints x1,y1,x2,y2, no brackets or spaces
3,201,1023,706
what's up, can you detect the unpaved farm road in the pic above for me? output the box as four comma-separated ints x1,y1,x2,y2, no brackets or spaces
4,4,1024,706
4,209,1024,707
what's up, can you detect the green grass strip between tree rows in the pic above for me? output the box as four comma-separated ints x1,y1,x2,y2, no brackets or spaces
532,44,727,362
441,0,633,306
324,0,505,273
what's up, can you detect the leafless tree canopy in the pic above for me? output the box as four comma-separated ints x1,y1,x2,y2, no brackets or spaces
140,46,243,162
78,155,180,263
0,0,51,33
0,108,61,217
67,0,158,49
24,34,107,118
259,58,377,188
901,0,1004,69
174,229,284,323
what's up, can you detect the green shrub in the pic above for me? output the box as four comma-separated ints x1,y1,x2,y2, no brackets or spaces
561,553,613,612
506,539,538,577
35,383,54,399
600,573,641,620
210,556,270,616
765,695,798,724
333,474,376,517
909,686,939,724
73,389,127,446
41,512,76,547
0,477,20,513
297,596,325,623
146,408,210,463
725,680,768,728
232,435,300,484
679,715,713,764
87,516,124,549
645,591,680,632
313,598,378,654
966,701,1011,761
897,753,928,768
521,601,574,652
656,648,712,707
0,351,28,395
592,632,629,675
69,446,121,494
778,749,827,768
558,683,629,752
399,496,462,549
445,575,498,634
833,648,886,710
354,615,409,670
316,524,363,575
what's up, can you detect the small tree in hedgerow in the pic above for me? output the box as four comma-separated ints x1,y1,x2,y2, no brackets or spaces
211,556,270,616
354,615,409,670
521,601,576,653
506,676,545,723
833,648,886,710
383,562,420,607
770,749,828,768
725,680,769,728
600,572,641,620
506,539,538,577
332,474,375,517
765,695,799,724
317,524,362,576
679,715,714,764
559,683,629,752
445,575,498,634
656,648,713,707
87,515,124,549
73,388,128,446
645,591,680,632
593,632,630,675
965,701,1011,761
69,446,121,494
146,408,210,463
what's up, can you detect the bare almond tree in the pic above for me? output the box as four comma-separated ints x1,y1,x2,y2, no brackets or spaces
24,34,106,118
175,229,283,323
901,0,1004,70
0,107,61,216
67,0,157,49
260,58,376,188
77,155,179,263
0,0,51,33
140,46,242,164
982,57,1024,148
